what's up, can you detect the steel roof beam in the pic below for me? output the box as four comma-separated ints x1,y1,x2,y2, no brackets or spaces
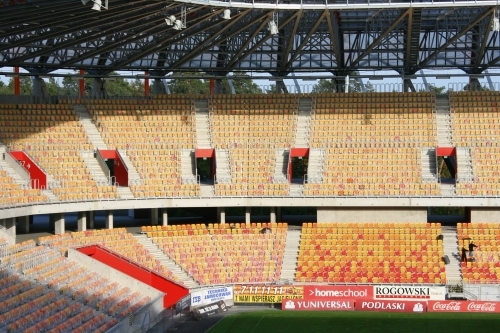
473,15,493,72
284,10,327,71
416,7,494,72
405,8,413,73
280,9,303,72
169,9,252,70
348,8,410,71
325,10,342,70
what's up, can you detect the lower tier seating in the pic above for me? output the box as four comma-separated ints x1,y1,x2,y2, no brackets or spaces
297,222,445,284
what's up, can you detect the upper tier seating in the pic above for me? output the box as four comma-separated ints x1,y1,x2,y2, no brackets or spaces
297,222,445,284
38,228,180,284
209,94,296,196
0,168,47,207
305,92,438,196
456,147,500,196
457,223,500,283
151,222,286,285
86,96,199,198
0,103,119,201
450,91,500,147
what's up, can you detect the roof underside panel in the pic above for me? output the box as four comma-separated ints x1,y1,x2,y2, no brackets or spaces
1,0,500,74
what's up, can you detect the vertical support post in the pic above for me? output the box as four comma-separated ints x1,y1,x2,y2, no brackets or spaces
87,211,95,229
106,210,113,229
218,207,225,224
245,207,251,224
151,208,158,226
18,216,29,233
78,211,87,231
79,69,85,97
270,207,276,223
277,207,282,222
4,218,16,237
54,213,65,235
144,71,150,97
210,79,215,95
14,67,20,95
49,214,55,232
161,208,168,226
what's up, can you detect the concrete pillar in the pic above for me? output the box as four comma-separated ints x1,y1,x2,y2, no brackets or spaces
32,76,48,99
277,207,282,222
245,207,251,224
3,218,16,237
217,207,225,224
87,211,95,229
54,213,65,235
161,208,168,226
18,216,29,233
49,214,55,232
93,78,107,99
270,207,276,223
151,208,158,226
106,210,113,229
78,211,87,232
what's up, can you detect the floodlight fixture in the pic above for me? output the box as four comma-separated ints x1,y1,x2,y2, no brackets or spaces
223,9,231,20
173,20,184,30
165,15,176,25
268,12,279,35
82,0,108,11
81,0,91,4
492,9,500,32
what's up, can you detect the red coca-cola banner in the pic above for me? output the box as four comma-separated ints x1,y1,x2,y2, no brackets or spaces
282,299,355,311
428,301,500,313
303,286,373,300
356,300,426,313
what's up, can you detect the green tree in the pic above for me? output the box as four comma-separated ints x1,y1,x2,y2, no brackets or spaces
168,77,209,94
45,77,61,96
0,80,11,94
217,73,263,94
419,84,447,96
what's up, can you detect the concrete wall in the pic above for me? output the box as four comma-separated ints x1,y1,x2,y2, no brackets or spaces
317,207,428,223
469,208,500,223
0,226,15,245
67,249,164,315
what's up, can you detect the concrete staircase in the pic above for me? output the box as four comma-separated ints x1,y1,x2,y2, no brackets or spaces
41,189,60,202
0,144,30,187
456,147,474,182
215,149,231,184
441,225,463,284
199,184,214,197
280,229,301,282
194,100,211,148
116,186,135,199
289,183,303,197
74,105,107,150
435,98,452,146
180,149,197,184
273,149,289,183
307,148,325,184
294,99,312,147
81,151,109,186
420,148,437,182
440,183,456,196
133,234,199,289
117,149,142,184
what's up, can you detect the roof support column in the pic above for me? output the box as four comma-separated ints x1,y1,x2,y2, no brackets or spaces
403,78,416,92
14,67,20,95
144,71,150,97
468,77,482,91
32,76,48,99
333,77,346,93
276,80,288,94
93,78,107,99
152,78,167,95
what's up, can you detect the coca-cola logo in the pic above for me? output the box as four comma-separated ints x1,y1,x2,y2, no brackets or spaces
432,301,462,311
467,302,497,312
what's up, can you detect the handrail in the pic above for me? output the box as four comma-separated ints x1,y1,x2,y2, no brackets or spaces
95,149,111,182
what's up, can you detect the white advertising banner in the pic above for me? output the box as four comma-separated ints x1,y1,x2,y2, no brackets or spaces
373,285,446,300
191,286,234,309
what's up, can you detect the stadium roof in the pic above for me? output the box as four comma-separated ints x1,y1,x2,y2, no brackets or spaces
1,0,500,76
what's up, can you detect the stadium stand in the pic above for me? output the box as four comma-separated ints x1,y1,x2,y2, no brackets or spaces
457,223,500,283
0,241,150,332
296,222,445,284
38,228,181,284
0,164,47,207
149,222,286,284
0,103,119,202
85,96,200,198
210,94,296,196
305,92,439,196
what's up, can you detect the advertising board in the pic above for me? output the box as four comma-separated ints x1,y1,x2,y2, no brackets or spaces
428,301,500,313
303,285,373,300
356,300,426,313
234,285,303,303
191,286,233,309
373,286,446,300
175,294,191,314
282,299,355,311
192,300,228,320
